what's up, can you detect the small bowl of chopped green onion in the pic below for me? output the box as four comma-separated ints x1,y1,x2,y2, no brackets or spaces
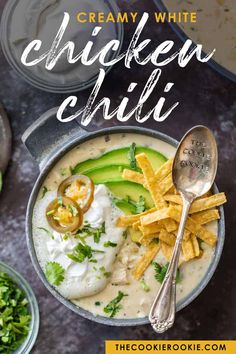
0,261,39,354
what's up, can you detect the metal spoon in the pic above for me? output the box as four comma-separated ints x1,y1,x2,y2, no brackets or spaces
149,125,218,333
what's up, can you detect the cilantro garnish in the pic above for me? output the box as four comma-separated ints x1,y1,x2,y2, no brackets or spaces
99,267,111,278
0,272,31,352
104,241,117,248
75,222,106,244
94,222,105,243
67,243,93,263
41,185,49,199
103,291,128,318
135,196,146,213
153,262,181,284
45,262,65,286
114,195,146,214
67,243,104,263
127,143,137,170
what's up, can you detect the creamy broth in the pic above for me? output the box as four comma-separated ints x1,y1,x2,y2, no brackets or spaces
32,133,216,319
164,0,236,75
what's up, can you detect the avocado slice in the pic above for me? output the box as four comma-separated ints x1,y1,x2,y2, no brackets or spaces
105,181,154,209
84,164,129,184
72,146,167,174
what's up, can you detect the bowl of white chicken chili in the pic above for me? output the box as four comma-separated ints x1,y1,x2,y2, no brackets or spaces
22,109,225,326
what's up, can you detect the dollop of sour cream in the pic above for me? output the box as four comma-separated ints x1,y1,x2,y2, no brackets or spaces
33,185,125,299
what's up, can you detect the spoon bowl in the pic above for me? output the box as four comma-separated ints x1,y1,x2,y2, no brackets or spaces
173,126,218,198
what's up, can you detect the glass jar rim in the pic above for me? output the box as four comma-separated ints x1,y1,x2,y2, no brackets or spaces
0,0,124,93
0,261,40,354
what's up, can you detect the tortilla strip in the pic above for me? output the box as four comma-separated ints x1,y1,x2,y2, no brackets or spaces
140,223,163,236
161,241,173,262
171,210,219,240
182,238,195,261
161,241,185,265
168,206,217,246
173,229,191,241
121,173,173,197
132,242,160,280
129,227,143,243
164,193,226,214
122,161,173,194
116,207,156,227
122,169,145,185
132,220,141,230
168,186,178,194
160,218,177,233
159,173,174,195
136,153,167,208
190,194,226,213
191,209,220,225
140,233,159,246
159,229,176,246
140,207,170,226
191,235,200,257
154,158,173,181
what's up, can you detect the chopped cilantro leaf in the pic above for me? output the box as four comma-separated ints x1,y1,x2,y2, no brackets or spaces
67,243,104,263
104,291,128,318
67,243,93,263
0,272,31,352
45,262,65,286
127,143,137,170
135,196,146,213
41,185,49,198
99,267,111,278
75,222,106,244
153,262,181,284
114,195,146,215
104,241,117,248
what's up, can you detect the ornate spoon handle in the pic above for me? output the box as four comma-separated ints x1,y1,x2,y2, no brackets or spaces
149,197,191,333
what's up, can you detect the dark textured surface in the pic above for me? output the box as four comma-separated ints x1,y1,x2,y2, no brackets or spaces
0,0,236,353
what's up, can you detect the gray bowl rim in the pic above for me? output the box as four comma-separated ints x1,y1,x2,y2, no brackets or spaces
0,0,124,93
0,261,40,353
152,0,236,84
25,126,225,327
